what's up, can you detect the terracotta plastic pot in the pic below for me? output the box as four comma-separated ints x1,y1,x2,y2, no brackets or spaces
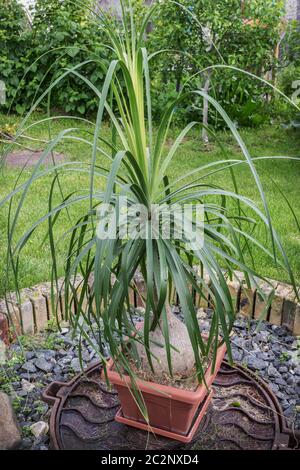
105,329,227,438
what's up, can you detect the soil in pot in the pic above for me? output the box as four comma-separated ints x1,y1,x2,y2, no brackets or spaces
112,352,212,392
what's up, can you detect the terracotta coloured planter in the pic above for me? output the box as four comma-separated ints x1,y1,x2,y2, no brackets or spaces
105,330,227,440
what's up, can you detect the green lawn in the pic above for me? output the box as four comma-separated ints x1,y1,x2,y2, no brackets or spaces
0,112,300,296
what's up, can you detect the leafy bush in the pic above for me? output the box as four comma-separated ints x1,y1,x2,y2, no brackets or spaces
27,0,111,116
0,0,112,116
225,101,272,128
275,63,300,125
147,0,283,127
0,0,284,126
281,20,300,67
277,63,300,100
0,0,31,113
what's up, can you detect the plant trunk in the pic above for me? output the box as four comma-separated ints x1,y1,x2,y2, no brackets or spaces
135,304,195,378
176,72,182,93
202,71,211,144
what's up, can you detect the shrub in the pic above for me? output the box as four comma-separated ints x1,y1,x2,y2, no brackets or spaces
27,0,111,116
0,0,31,113
277,63,300,100
281,20,300,67
147,0,283,127
0,0,112,116
275,64,300,125
0,0,285,126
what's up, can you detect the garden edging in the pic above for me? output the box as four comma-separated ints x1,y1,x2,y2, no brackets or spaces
0,271,299,344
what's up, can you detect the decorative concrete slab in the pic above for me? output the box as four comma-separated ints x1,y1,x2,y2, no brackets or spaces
42,361,299,450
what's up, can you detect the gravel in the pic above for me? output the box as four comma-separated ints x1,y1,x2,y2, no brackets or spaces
0,322,106,451
34,357,55,373
1,308,299,450
196,309,300,429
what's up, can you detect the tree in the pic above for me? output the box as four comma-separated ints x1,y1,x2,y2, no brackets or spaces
147,0,284,129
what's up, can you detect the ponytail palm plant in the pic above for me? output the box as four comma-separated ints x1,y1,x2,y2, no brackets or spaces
2,1,299,415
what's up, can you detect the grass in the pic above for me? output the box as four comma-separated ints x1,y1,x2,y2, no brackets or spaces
0,352,24,400
17,331,65,352
0,111,300,296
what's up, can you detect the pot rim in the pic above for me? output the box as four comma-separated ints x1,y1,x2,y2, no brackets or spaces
105,340,227,404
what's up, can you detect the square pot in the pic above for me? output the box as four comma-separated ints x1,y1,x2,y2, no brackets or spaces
105,339,226,436
115,389,214,443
